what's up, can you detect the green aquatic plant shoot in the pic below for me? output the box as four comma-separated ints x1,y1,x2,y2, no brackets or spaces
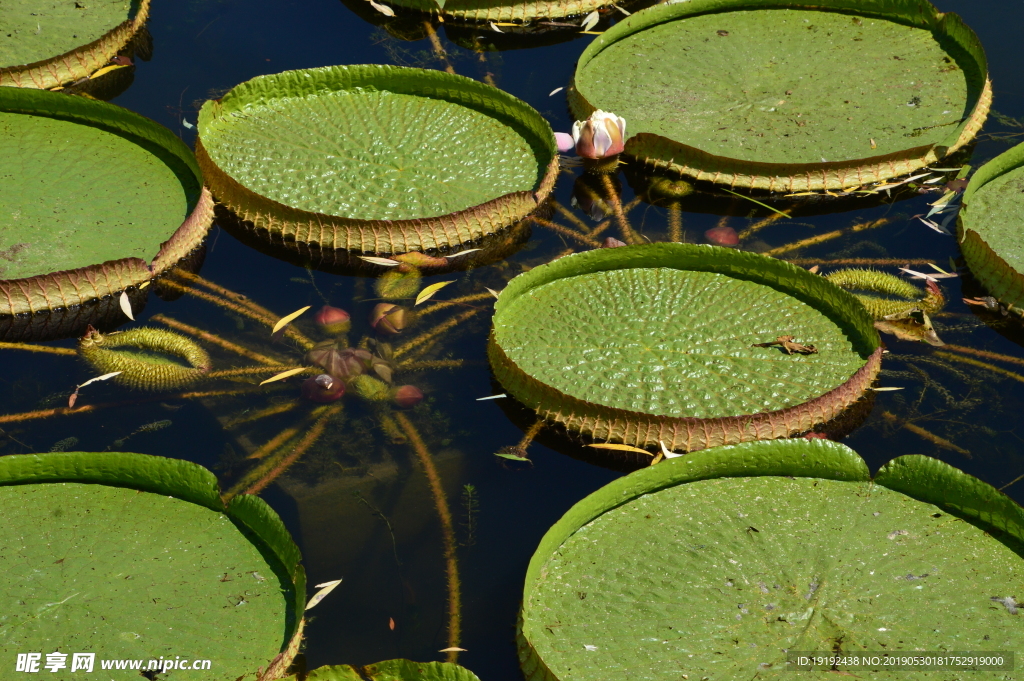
78,326,212,391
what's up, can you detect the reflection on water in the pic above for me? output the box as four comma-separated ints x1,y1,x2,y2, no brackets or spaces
2,0,1024,679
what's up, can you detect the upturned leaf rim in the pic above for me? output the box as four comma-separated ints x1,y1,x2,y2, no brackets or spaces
518,438,1024,681
0,87,213,319
0,0,151,90
958,141,1024,312
196,64,558,255
488,243,881,451
569,0,991,192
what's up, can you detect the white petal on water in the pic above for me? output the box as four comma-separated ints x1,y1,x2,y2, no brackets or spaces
119,291,134,320
476,394,506,401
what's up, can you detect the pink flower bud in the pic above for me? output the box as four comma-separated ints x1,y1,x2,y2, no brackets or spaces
571,110,626,160
370,303,408,335
302,374,345,403
314,305,351,334
392,385,424,408
704,226,739,247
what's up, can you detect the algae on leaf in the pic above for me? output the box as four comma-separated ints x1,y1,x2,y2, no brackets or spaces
519,439,1024,681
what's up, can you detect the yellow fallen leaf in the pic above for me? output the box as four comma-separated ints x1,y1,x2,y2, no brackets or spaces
486,287,501,299
416,281,454,306
585,443,653,456
272,306,310,334
259,367,306,385
438,647,467,653
89,63,128,79
119,291,134,321
870,386,905,391
306,579,343,610
139,280,150,289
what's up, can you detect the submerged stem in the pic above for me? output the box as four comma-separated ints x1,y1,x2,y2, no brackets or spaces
393,411,462,662
667,201,684,243
152,314,284,366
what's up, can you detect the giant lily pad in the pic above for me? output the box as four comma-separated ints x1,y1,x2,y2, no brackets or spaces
0,451,305,680
519,439,1024,680
0,0,150,90
196,65,557,255
569,0,990,192
958,142,1024,314
0,86,213,340
488,243,881,452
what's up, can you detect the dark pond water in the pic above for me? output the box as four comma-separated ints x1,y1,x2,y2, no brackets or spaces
3,1,1024,678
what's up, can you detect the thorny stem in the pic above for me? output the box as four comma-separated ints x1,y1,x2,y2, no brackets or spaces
517,417,546,452
394,308,480,360
398,359,468,371
206,366,311,380
245,413,319,460
161,275,315,350
600,174,641,244
550,199,593,234
393,411,462,663
936,344,1024,369
667,201,684,243
0,342,76,356
152,314,285,366
222,400,301,429
880,410,971,457
0,387,272,425
417,293,493,319
423,21,456,75
531,216,602,248
763,218,892,257
225,403,342,501
737,211,788,242
934,351,1024,385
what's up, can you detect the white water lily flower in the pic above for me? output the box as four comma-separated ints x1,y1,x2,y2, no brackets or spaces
571,110,626,159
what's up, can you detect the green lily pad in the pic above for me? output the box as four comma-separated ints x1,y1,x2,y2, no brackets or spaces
959,142,1024,313
0,451,305,681
0,0,150,90
569,0,990,191
0,86,213,336
488,243,881,452
285,660,482,681
197,64,557,255
519,439,1024,681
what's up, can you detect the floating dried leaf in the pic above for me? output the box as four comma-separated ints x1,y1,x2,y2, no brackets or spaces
659,441,683,459
389,617,396,631
119,291,134,321
586,443,653,455
549,87,564,96
369,0,395,15
358,256,401,267
306,579,343,610
259,367,307,385
79,371,123,389
580,10,599,31
272,306,311,334
490,21,503,32
870,387,905,391
486,287,501,299
439,647,467,653
446,248,481,259
476,394,506,401
416,281,454,306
